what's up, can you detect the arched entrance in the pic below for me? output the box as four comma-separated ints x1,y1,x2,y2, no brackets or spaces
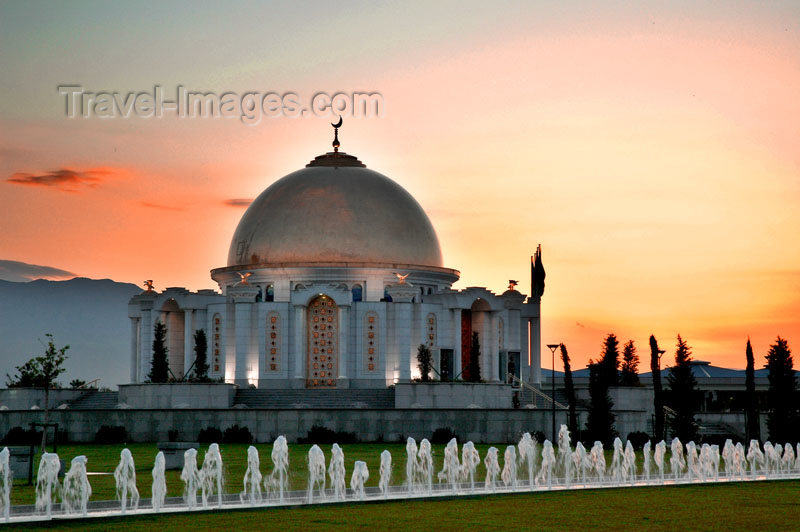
461,298,490,381
307,294,338,388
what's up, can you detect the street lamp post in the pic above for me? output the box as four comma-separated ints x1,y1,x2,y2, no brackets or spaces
546,343,560,443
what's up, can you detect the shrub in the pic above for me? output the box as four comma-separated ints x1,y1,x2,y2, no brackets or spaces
626,431,650,450
94,425,127,444
298,425,358,444
198,426,223,443
431,427,458,445
222,424,253,444
533,431,547,444
2,426,40,445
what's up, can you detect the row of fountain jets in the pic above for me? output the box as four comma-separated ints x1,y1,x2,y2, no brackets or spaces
2,426,799,522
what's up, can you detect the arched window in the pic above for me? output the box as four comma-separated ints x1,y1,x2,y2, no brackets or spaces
267,312,280,371
363,311,379,373
351,284,363,302
212,313,223,375
382,289,393,302
266,284,274,302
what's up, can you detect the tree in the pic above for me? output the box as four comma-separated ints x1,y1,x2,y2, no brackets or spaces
69,379,87,389
620,340,640,386
192,329,209,382
468,332,481,382
586,359,616,445
667,335,698,442
560,343,578,437
6,334,69,451
649,335,665,441
148,320,170,383
745,338,761,442
600,333,620,387
417,344,433,382
764,336,797,442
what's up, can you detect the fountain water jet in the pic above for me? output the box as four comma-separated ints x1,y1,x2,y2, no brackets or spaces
686,441,699,481
484,447,500,492
654,441,666,483
590,441,606,483
417,439,433,494
268,435,289,503
670,438,685,480
307,445,326,503
379,450,392,498
151,451,167,512
405,438,418,493
0,448,10,522
241,446,262,505
62,456,91,516
501,445,517,490
114,449,139,514
35,453,60,518
624,441,636,484
350,461,369,500
200,443,224,509
461,441,480,493
558,425,572,487
517,432,537,489
536,440,556,488
642,441,652,481
610,438,624,483
181,448,200,509
747,439,764,478
328,443,346,501
437,439,460,493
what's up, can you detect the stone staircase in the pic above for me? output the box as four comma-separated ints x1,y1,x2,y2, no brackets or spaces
233,388,395,409
68,390,120,409
518,385,570,409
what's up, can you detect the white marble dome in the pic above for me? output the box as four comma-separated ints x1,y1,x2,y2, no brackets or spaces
227,151,443,268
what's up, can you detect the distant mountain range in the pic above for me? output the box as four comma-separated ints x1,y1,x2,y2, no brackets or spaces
0,277,141,390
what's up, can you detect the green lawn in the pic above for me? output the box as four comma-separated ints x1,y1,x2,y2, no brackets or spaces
7,480,800,531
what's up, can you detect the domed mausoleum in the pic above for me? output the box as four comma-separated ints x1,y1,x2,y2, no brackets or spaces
129,129,543,389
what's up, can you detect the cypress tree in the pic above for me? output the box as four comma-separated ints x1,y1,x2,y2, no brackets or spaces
587,359,616,445
667,335,698,441
620,340,640,386
764,336,797,442
600,333,620,387
560,343,578,437
193,329,209,382
744,338,761,442
417,343,432,382
148,320,170,383
650,335,665,441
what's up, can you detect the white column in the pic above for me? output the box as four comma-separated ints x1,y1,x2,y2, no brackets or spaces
184,310,194,378
129,318,139,383
338,305,350,386
293,304,306,385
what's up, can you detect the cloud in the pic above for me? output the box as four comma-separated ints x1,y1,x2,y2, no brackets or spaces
140,201,184,211
223,198,253,208
6,167,116,192
0,260,76,282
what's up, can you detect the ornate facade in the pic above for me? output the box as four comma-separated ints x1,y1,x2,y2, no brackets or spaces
128,135,543,388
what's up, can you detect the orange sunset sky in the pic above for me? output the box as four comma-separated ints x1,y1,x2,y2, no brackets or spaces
1,2,798,372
